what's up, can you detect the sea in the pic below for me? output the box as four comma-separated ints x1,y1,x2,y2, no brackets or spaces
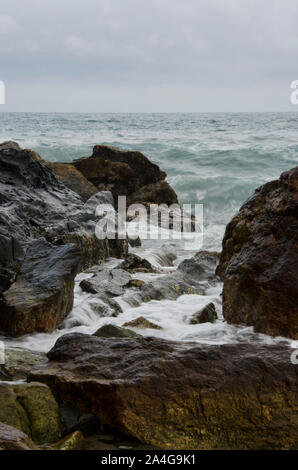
1,112,297,352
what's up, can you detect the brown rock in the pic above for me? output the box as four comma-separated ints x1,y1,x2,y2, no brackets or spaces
73,145,166,199
123,316,162,330
127,181,178,206
45,161,98,201
217,166,298,339
0,422,38,450
189,302,218,324
29,333,298,449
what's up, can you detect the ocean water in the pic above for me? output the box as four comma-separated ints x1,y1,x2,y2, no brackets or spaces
1,112,298,352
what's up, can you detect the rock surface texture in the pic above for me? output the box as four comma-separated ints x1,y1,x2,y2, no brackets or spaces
29,333,298,450
0,422,38,450
217,166,298,339
0,145,126,336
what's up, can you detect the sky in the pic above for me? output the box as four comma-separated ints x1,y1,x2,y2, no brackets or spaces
0,0,298,112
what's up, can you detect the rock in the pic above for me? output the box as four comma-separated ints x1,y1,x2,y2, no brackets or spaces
127,180,178,206
51,430,85,450
79,267,131,306
0,347,47,381
73,145,167,199
0,141,21,151
94,324,141,338
0,422,38,450
45,161,98,201
0,238,80,337
128,236,141,247
29,333,298,450
189,303,218,324
59,403,100,437
123,317,162,330
0,147,127,335
0,382,61,444
178,251,220,282
128,279,144,288
119,253,156,273
216,167,298,340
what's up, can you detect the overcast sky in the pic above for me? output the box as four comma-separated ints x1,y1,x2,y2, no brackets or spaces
1,0,298,112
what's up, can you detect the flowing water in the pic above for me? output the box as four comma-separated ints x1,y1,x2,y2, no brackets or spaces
1,112,298,352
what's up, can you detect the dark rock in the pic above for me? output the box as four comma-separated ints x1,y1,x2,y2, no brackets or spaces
178,251,220,282
216,166,298,339
119,253,156,273
189,302,218,324
73,145,166,199
0,422,38,450
127,180,178,206
94,324,141,338
0,147,127,335
80,267,131,298
29,333,298,450
123,316,162,330
0,141,21,151
0,238,80,337
128,236,142,247
45,161,98,201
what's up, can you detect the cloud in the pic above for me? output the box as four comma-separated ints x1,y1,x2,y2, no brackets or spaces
0,0,297,111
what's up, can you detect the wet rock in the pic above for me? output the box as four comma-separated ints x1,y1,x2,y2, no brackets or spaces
51,430,85,450
119,253,156,273
73,145,167,199
128,279,144,288
94,324,141,338
45,161,98,201
178,250,220,282
128,236,142,247
80,267,131,301
0,347,47,381
29,333,298,450
217,166,298,339
189,303,218,324
127,180,178,206
123,317,162,330
0,422,38,450
59,402,100,437
0,147,127,335
0,141,21,151
0,382,61,444
0,238,81,337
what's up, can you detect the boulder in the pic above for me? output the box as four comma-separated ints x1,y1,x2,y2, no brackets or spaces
45,161,98,201
123,317,162,330
0,147,127,335
189,302,218,324
0,422,38,450
178,251,220,282
119,253,156,273
0,382,61,444
73,145,166,199
217,166,298,339
0,238,80,336
29,333,298,450
127,180,178,206
0,347,47,381
94,324,141,338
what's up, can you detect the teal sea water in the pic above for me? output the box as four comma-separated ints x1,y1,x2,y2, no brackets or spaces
1,112,298,250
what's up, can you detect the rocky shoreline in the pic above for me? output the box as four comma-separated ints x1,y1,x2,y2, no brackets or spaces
0,141,297,450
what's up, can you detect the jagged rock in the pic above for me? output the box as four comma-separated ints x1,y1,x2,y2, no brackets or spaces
0,382,61,444
0,347,47,381
80,267,131,298
29,333,298,450
94,324,141,338
0,147,127,335
45,161,98,201
73,145,167,199
0,422,38,450
119,253,156,273
128,236,142,247
0,238,80,336
217,166,298,340
0,141,21,151
189,302,218,324
123,317,162,330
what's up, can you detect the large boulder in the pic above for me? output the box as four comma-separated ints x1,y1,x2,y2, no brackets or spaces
217,167,298,339
0,146,127,335
0,422,38,450
0,238,80,336
0,382,61,444
29,333,298,450
73,145,166,198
